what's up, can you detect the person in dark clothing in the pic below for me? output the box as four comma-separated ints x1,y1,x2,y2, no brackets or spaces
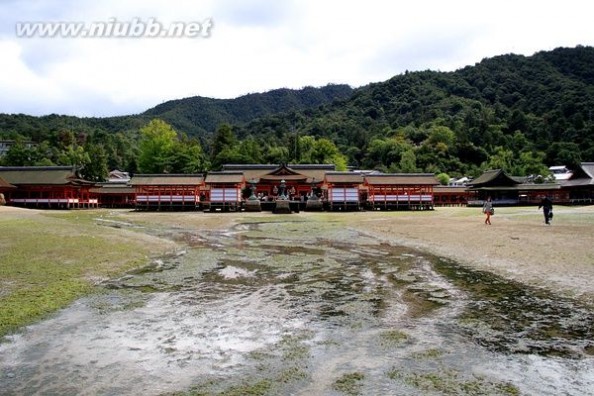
538,196,553,225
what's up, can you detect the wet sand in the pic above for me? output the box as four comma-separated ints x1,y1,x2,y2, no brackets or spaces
119,205,594,306
341,206,594,306
2,204,593,305
2,205,593,395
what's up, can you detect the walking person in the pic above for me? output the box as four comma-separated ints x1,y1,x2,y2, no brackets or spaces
538,196,553,225
482,196,493,225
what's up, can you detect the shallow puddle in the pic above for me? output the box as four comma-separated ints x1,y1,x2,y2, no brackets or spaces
1,217,592,395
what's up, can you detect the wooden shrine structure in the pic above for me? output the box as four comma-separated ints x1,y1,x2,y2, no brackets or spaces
364,173,438,210
129,174,204,210
90,183,136,208
466,169,567,206
4,163,592,211
0,166,97,209
561,162,594,205
433,185,471,206
203,171,245,211
323,172,364,210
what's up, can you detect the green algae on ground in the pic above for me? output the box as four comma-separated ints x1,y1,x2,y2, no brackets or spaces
3,211,592,395
181,379,273,396
387,368,521,395
333,372,365,396
0,212,169,338
379,329,409,348
433,257,594,357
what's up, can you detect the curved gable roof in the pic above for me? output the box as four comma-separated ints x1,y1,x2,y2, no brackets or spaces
563,162,594,187
467,169,519,187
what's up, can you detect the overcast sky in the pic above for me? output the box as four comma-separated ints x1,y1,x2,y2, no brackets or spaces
1,0,592,117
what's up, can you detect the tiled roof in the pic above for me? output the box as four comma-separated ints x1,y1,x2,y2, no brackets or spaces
324,172,364,184
563,162,594,186
90,185,135,194
0,176,15,189
364,173,439,185
433,185,468,192
129,174,204,186
0,166,89,185
467,169,520,187
205,172,245,184
221,164,333,183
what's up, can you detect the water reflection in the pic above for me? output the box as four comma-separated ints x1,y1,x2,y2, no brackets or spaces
0,219,592,395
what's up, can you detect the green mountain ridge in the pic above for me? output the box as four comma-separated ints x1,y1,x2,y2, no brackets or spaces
1,45,593,179
233,46,594,173
142,84,355,136
0,84,354,142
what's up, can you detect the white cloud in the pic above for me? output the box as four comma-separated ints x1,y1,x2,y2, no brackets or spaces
0,0,593,117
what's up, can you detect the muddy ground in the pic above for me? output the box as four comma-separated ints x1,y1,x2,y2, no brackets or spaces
120,205,594,304
0,206,593,395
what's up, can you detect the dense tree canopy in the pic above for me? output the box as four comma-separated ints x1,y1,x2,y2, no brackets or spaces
2,46,594,178
138,119,208,174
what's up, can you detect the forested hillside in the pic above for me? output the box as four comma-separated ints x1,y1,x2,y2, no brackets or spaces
236,46,594,176
1,46,593,181
143,84,354,136
0,84,353,142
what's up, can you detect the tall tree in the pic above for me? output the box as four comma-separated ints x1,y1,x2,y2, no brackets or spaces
210,124,238,169
138,119,178,173
81,144,109,181
1,140,34,166
165,136,209,173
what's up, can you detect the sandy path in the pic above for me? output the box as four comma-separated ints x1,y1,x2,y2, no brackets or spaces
124,206,594,305
336,206,594,306
3,205,592,305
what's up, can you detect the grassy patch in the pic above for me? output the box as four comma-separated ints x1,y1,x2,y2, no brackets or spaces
280,336,311,361
277,365,308,383
379,329,409,348
0,212,169,337
410,348,443,359
387,368,521,395
215,379,272,396
181,379,272,396
333,372,365,396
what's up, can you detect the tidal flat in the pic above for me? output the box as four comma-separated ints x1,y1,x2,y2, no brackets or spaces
0,206,592,395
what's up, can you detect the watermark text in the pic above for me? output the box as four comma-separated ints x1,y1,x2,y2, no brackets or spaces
15,17,213,39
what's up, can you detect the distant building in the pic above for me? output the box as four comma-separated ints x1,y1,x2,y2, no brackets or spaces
448,176,471,186
561,162,594,204
466,169,566,206
107,169,131,183
0,140,36,157
549,165,573,181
